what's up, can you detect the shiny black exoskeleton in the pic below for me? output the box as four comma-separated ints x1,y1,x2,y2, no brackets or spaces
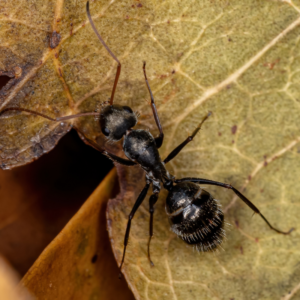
100,104,137,140
166,182,224,252
0,1,293,278
123,130,172,183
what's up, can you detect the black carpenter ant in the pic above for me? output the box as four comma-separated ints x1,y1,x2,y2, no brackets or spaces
0,1,293,277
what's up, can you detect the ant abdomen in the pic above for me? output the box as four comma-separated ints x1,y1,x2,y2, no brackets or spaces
166,182,225,252
100,104,137,140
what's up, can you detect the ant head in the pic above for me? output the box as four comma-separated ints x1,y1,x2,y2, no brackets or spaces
100,104,137,141
166,182,224,251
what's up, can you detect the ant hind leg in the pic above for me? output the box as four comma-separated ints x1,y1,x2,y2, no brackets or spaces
175,177,294,235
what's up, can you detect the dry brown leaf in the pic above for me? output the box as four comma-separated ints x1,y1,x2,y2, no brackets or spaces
1,0,300,299
21,169,134,300
0,255,33,300
0,129,112,276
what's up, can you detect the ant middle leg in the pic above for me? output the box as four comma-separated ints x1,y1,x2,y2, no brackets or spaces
143,62,164,148
119,181,151,277
175,177,294,235
163,112,211,164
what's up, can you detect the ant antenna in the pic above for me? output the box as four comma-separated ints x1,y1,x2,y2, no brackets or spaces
0,108,99,122
86,1,121,106
0,3,121,121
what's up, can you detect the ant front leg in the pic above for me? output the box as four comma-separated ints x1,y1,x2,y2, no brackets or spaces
164,112,211,164
143,62,164,148
147,185,160,266
119,181,151,278
175,177,294,235
78,132,136,166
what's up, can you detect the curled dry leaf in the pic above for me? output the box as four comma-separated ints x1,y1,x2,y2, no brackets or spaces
21,169,134,300
1,0,300,299
0,255,32,300
0,130,112,276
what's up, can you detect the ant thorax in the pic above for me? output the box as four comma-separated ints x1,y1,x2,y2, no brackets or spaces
123,129,171,183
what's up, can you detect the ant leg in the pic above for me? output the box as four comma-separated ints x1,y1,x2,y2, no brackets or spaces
175,177,294,235
119,181,151,277
147,192,159,266
86,1,121,105
143,62,164,148
79,133,136,166
164,112,211,164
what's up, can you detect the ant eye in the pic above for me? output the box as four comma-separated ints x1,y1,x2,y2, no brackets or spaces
103,127,110,136
123,106,133,113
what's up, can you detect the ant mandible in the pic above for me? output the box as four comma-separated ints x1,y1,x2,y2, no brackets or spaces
0,1,293,278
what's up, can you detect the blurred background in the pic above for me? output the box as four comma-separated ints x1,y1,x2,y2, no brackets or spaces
0,75,113,276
